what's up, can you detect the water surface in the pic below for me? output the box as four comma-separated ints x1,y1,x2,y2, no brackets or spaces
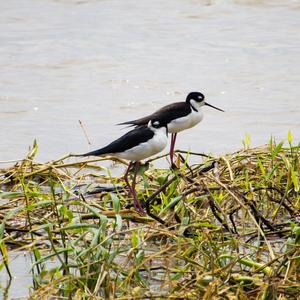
0,0,299,163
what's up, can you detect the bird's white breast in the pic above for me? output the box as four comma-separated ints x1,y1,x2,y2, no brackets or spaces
168,100,204,133
117,127,168,161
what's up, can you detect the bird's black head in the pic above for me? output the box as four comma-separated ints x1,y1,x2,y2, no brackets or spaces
186,92,205,104
186,91,224,112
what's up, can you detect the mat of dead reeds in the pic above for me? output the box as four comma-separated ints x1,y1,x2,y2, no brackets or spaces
0,138,299,299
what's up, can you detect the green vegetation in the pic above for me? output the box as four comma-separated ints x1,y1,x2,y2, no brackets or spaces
0,136,300,299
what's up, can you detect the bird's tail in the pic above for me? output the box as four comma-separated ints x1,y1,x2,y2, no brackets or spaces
117,120,137,126
72,148,107,157
117,115,152,127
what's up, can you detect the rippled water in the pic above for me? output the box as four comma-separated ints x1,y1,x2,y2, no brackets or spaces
1,0,300,297
1,0,300,163
0,252,32,299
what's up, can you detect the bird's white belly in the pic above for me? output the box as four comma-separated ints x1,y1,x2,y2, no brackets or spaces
117,127,168,161
168,109,203,133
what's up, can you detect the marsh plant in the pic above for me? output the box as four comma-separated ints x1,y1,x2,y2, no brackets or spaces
0,134,299,299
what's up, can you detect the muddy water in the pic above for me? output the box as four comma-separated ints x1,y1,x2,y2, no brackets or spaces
1,0,300,164
1,0,300,297
0,252,32,299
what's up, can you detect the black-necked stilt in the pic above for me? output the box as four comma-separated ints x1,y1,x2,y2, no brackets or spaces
118,92,224,165
80,119,168,214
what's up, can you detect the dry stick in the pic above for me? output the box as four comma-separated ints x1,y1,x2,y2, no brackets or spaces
205,189,235,234
202,180,238,234
255,248,296,276
0,159,25,164
0,168,20,185
146,150,213,164
78,119,92,146
220,156,234,181
210,175,276,261
250,187,294,216
72,161,92,178
22,156,128,178
132,243,175,273
280,249,297,283
228,206,240,234
145,174,181,224
51,153,74,164
5,226,44,237
237,190,277,232
175,150,213,158
144,161,217,224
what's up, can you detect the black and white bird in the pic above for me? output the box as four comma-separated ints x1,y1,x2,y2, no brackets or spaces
118,92,224,165
80,119,168,214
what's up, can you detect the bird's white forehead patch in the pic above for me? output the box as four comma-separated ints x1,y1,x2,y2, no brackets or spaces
153,120,160,126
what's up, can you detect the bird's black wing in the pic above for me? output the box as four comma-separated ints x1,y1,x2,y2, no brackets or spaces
82,125,154,157
118,102,191,126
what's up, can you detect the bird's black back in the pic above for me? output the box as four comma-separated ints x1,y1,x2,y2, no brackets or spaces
118,102,191,127
82,125,155,157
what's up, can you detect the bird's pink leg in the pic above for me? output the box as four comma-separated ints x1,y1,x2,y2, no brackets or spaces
131,162,145,214
124,162,133,191
169,133,177,165
124,162,144,214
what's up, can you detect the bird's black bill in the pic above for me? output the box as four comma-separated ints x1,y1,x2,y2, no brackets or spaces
205,102,224,112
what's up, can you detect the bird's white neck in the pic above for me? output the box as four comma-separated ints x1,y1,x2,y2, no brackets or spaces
189,99,202,112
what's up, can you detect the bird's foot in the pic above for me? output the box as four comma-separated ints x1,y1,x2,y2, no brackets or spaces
133,199,146,215
170,162,179,170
